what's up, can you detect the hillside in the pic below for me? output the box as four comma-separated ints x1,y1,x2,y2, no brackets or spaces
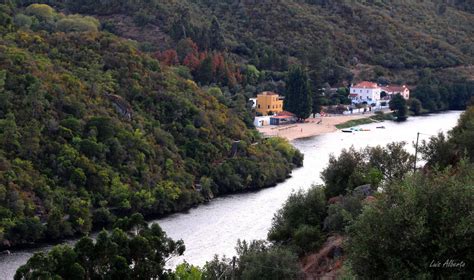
0,4,302,248
29,0,474,86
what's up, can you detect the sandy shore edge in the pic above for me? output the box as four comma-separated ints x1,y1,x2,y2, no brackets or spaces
257,113,378,141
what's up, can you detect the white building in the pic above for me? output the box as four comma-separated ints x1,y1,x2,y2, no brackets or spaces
381,85,410,100
253,116,271,127
349,81,382,104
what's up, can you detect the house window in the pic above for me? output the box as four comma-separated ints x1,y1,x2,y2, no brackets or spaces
360,90,362,93
367,90,369,93
258,104,260,108
267,105,270,109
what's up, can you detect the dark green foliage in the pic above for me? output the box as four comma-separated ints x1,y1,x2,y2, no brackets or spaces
347,163,474,279
321,143,414,197
323,191,365,233
8,0,474,90
202,240,303,280
420,106,474,168
0,5,302,249
449,106,474,160
209,17,224,51
195,56,213,85
412,79,474,113
408,97,422,115
15,221,185,280
236,240,303,280
389,93,408,121
284,65,312,120
268,187,326,255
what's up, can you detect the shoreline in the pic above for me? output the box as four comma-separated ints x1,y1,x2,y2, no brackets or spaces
257,113,382,141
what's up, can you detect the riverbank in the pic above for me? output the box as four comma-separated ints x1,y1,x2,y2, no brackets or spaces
0,112,462,280
257,112,385,141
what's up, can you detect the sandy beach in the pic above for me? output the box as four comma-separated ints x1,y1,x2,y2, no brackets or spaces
257,114,376,141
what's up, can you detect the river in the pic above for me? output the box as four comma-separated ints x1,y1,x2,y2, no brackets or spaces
0,111,462,279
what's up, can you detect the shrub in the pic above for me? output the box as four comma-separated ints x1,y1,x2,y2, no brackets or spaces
347,164,474,279
56,15,99,32
25,4,55,21
268,187,326,255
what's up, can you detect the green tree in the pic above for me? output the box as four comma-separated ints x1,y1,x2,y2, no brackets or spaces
408,97,422,115
284,65,312,120
175,262,203,280
322,143,414,197
389,93,408,121
236,240,303,280
209,17,224,50
15,222,185,280
56,15,99,32
0,113,20,155
347,164,474,279
25,4,55,22
420,106,474,168
268,187,326,255
195,56,213,85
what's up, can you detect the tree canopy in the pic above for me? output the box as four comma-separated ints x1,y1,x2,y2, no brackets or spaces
15,219,185,280
284,65,312,120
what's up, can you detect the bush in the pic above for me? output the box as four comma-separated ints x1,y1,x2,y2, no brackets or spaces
268,187,326,255
13,14,33,28
56,15,99,32
25,4,55,21
321,143,413,197
347,164,474,279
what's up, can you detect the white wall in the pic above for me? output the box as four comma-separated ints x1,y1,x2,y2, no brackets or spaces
253,116,271,127
350,87,381,102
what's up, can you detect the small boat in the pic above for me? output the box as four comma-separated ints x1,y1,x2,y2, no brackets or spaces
376,126,386,129
342,129,353,133
360,128,371,131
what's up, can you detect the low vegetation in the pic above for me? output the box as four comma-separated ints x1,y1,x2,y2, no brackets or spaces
335,111,393,129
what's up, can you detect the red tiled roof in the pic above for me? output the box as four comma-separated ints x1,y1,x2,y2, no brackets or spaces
382,85,408,93
352,81,379,89
277,111,296,117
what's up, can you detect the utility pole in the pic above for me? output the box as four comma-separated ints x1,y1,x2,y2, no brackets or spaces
231,256,236,280
414,132,420,172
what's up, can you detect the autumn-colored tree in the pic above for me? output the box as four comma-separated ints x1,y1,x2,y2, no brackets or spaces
156,49,179,66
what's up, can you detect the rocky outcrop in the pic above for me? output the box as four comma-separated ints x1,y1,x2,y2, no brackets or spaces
301,235,345,280
104,93,132,120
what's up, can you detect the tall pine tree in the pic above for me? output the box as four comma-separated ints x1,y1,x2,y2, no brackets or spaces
284,65,312,120
209,17,224,50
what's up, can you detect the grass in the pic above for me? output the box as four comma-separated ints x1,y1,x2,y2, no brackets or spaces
335,112,394,129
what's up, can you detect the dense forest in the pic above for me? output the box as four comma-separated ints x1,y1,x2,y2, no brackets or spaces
0,3,303,249
7,0,473,112
4,0,473,277
15,109,474,279
12,0,474,82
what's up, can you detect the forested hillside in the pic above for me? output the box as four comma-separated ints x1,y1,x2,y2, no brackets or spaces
15,0,474,86
0,4,302,248
1,0,473,250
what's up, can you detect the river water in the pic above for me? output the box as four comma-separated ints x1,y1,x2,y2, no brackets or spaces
0,111,462,279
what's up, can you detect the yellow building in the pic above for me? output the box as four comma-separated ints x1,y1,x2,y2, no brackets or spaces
256,91,284,115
